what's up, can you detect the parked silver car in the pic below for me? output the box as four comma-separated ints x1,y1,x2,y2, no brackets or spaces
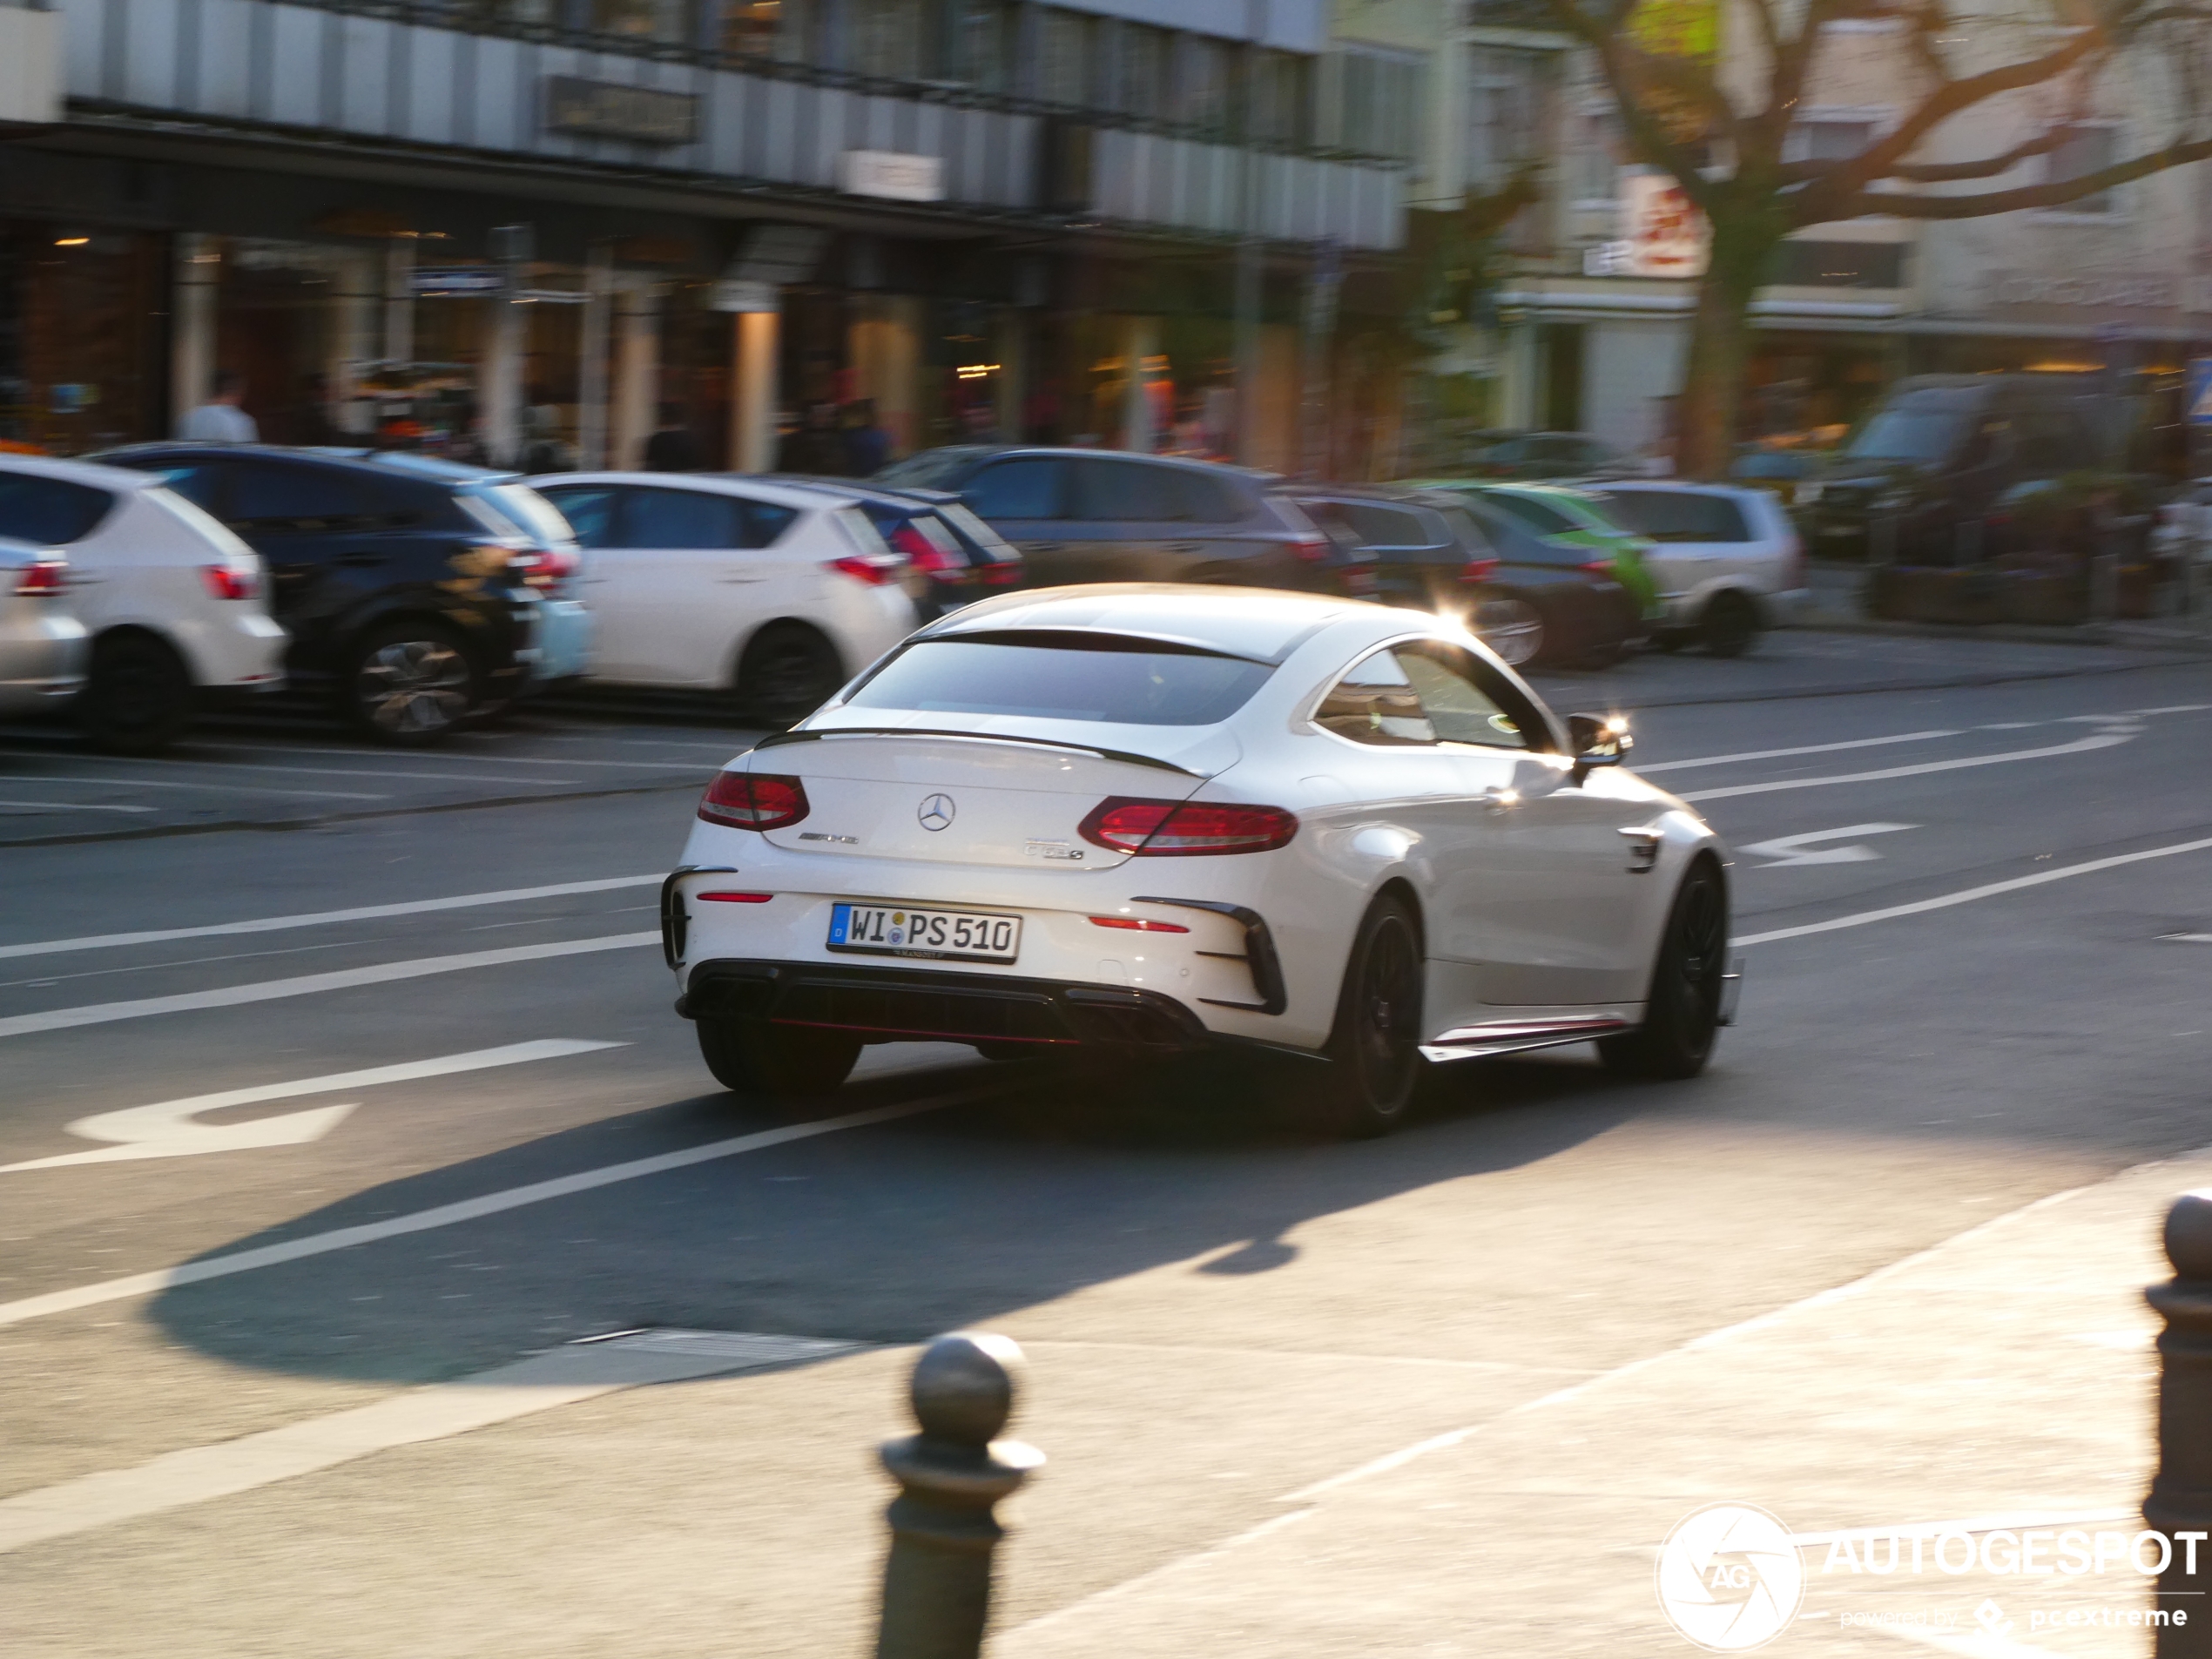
0,537,90,714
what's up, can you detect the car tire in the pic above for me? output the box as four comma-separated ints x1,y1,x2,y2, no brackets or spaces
1701,590,1760,658
736,623,844,729
1311,894,1426,1138
79,632,195,756
696,1016,860,1100
343,620,477,745
1474,597,1545,667
1599,860,1728,1082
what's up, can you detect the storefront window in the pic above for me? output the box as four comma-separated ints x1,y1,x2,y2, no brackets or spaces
1173,37,1231,132
592,0,688,44
850,0,924,78
1038,8,1096,107
720,0,808,59
0,225,166,455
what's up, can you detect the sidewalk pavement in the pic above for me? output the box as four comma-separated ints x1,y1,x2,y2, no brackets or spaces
1001,1148,2207,1659
1797,563,2212,655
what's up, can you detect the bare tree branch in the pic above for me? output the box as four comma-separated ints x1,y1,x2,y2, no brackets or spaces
1536,0,1733,210
1825,131,2212,216
1778,123,2076,184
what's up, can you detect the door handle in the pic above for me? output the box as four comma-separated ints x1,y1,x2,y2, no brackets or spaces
1021,542,1063,554
717,573,769,583
1163,542,1204,555
335,551,384,568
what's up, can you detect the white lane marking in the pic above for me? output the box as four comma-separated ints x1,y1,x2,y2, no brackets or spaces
0,937,367,990
0,1092,980,1327
142,757,585,785
0,932,658,1040
0,799,155,815
1635,729,1965,774
1739,834,2212,947
0,1040,625,1172
2131,704,2212,716
2161,933,2212,944
0,773,386,801
0,1329,860,1554
248,744,719,772
1677,732,2132,803
1738,823,1918,868
0,873,660,962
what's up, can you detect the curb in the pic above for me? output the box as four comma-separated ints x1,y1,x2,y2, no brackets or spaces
1794,615,2212,654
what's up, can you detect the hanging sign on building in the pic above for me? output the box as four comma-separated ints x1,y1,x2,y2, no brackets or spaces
543,76,698,146
838,150,945,203
708,279,780,314
1619,172,1710,280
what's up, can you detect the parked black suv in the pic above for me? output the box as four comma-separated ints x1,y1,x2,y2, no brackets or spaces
97,445,552,741
1801,375,2122,561
874,446,1373,598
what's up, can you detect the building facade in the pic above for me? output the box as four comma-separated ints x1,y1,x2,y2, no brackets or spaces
0,0,1405,472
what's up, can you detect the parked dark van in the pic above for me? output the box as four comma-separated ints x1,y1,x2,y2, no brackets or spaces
1799,375,2120,561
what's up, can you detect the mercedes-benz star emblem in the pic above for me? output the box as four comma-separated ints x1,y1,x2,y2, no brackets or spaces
917,793,955,832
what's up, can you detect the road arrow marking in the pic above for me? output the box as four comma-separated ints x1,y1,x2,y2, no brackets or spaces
0,1039,625,1172
1739,824,1919,868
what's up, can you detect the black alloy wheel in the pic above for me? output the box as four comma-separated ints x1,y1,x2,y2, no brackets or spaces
1701,590,1760,658
697,1016,860,1102
736,622,844,728
1599,860,1728,1081
344,621,476,744
79,632,194,756
1314,896,1426,1138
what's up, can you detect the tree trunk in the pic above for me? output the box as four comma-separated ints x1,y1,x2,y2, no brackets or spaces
1673,216,1777,480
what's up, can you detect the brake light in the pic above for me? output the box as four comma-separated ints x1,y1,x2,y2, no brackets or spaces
14,557,67,597
1089,915,1191,933
509,546,579,591
981,559,1022,586
887,523,962,583
1581,561,1613,577
1288,533,1331,563
698,772,810,831
1078,797,1298,856
199,563,258,600
1459,557,1500,585
697,890,774,903
827,554,905,587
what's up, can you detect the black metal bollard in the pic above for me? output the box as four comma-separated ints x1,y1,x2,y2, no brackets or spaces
875,1332,1043,1659
2146,1191,2212,1654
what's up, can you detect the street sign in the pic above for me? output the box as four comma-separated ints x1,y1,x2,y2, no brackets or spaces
2188,358,2212,427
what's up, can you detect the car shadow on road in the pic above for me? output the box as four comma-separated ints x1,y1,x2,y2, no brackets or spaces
143,1045,1649,1387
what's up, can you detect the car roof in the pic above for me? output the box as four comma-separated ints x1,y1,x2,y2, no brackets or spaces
770,476,961,507
0,452,169,492
95,442,514,487
912,445,1279,483
1602,481,1764,501
916,584,1382,664
531,471,846,510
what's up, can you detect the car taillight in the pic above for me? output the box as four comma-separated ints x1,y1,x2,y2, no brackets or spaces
1581,561,1613,577
698,772,810,831
1089,915,1190,932
1288,533,1330,563
887,523,962,583
1459,557,1500,585
510,547,579,591
827,554,905,587
199,563,258,600
697,890,774,903
981,559,1022,586
1078,797,1299,856
14,557,67,597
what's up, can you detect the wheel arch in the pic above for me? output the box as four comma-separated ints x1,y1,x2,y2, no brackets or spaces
727,615,845,691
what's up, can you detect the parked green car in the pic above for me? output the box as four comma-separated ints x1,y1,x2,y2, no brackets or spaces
1406,480,1665,628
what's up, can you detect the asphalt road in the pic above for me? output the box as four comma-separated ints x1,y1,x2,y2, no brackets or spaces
4,626,2211,1658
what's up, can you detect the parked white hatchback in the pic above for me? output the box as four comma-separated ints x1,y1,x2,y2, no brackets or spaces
0,455,287,751
1597,482,1808,657
0,538,90,713
532,474,918,725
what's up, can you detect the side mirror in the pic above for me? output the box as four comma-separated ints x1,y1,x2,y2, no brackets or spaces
1568,712,1631,782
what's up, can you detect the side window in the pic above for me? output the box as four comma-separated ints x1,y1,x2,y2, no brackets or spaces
1164,469,1243,524
624,487,743,549
963,457,1066,520
1342,503,1428,548
152,463,229,516
1072,458,1182,522
1315,644,1541,751
0,473,117,544
536,486,620,549
226,462,368,527
736,500,799,549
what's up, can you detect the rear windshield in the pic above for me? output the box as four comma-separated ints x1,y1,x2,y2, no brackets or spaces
846,636,1273,726
0,473,115,544
873,447,991,489
1476,492,1579,535
1602,490,1752,543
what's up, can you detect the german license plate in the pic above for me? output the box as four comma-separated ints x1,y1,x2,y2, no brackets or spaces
827,902,1022,962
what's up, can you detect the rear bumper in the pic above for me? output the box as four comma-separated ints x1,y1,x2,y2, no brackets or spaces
678,958,1213,1051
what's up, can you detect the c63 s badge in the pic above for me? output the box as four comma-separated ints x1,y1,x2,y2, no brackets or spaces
1026,840,1085,860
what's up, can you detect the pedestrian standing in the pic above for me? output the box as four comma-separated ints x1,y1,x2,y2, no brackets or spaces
644,403,706,472
178,369,259,443
778,401,847,475
842,399,891,477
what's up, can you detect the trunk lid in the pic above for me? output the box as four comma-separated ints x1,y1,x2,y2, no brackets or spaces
750,728,1235,870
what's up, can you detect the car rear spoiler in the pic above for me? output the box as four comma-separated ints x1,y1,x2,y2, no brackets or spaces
754,725,1204,778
